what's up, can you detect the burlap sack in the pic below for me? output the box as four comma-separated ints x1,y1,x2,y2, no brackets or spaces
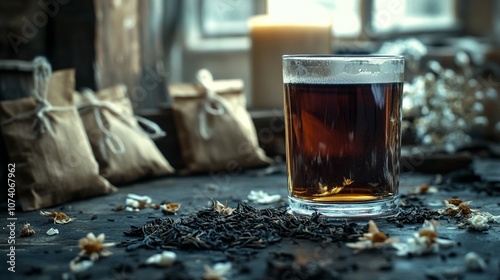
75,85,174,184
0,57,116,211
0,59,36,199
169,69,273,174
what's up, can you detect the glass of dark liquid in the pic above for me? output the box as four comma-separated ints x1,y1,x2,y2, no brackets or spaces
283,55,404,218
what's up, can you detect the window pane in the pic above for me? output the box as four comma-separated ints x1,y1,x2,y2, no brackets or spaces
372,0,457,33
267,0,361,37
201,0,256,36
329,0,361,37
200,0,362,38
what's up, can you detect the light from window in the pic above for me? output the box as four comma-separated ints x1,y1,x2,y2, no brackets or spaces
198,0,457,41
267,0,361,37
371,0,457,34
200,0,362,38
201,0,257,36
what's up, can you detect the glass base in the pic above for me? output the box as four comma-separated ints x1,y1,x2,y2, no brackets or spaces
288,195,399,219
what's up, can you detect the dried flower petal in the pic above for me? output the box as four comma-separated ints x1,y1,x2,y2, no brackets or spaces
213,201,235,215
125,193,157,211
466,214,490,231
40,210,75,224
20,223,35,237
149,203,161,210
342,177,354,186
464,212,500,231
247,190,281,204
112,205,126,211
446,198,464,206
409,183,439,194
440,199,500,230
46,228,59,236
161,203,181,215
125,206,140,212
203,262,232,280
479,212,500,223
126,198,140,209
465,252,487,271
126,198,147,209
78,233,115,261
69,256,94,273
393,220,456,256
440,199,473,218
371,232,389,243
346,220,398,252
145,251,177,267
127,193,152,204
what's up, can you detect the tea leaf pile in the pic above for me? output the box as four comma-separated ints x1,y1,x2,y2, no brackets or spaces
122,203,365,252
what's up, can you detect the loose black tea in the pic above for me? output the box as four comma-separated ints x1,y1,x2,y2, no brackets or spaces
385,195,446,227
122,203,366,253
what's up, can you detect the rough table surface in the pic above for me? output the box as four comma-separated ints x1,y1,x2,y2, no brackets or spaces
1,160,499,280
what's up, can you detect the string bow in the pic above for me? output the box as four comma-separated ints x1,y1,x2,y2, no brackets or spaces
196,69,228,140
78,87,166,160
1,57,73,135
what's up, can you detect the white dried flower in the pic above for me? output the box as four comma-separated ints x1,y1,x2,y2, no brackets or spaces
203,262,232,280
392,220,456,256
145,251,177,267
467,214,490,231
161,203,181,214
213,201,235,215
480,212,500,223
465,252,487,271
247,190,281,204
40,210,75,224
126,198,141,209
125,206,140,212
46,228,59,236
69,257,94,273
78,233,115,261
464,212,500,231
127,193,152,204
409,183,438,195
125,193,153,210
439,199,473,218
440,199,500,230
346,220,399,253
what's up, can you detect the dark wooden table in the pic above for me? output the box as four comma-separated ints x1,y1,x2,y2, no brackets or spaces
1,158,499,280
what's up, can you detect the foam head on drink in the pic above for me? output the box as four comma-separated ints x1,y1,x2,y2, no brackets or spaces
283,55,404,217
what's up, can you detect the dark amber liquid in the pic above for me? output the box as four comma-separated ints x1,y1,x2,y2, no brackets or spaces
284,83,403,203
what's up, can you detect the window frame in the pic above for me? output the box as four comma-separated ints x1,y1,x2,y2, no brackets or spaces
363,0,463,40
183,0,464,53
184,0,266,52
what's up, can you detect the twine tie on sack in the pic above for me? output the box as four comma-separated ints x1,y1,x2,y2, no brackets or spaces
79,89,126,160
196,69,228,140
1,57,74,135
134,115,166,139
78,88,167,160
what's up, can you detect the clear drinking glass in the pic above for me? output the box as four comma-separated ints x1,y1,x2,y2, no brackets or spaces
283,55,404,218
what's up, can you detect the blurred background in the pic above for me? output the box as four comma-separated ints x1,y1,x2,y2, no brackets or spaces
1,0,499,165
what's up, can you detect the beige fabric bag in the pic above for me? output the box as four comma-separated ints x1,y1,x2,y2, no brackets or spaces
169,69,273,174
75,85,174,184
0,57,116,211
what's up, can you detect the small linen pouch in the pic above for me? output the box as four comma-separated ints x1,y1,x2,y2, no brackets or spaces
75,85,174,184
0,57,116,211
169,69,272,174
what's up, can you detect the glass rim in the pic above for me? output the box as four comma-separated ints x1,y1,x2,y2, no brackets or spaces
282,54,404,84
282,54,404,61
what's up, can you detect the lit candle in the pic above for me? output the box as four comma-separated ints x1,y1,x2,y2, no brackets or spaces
249,14,332,109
